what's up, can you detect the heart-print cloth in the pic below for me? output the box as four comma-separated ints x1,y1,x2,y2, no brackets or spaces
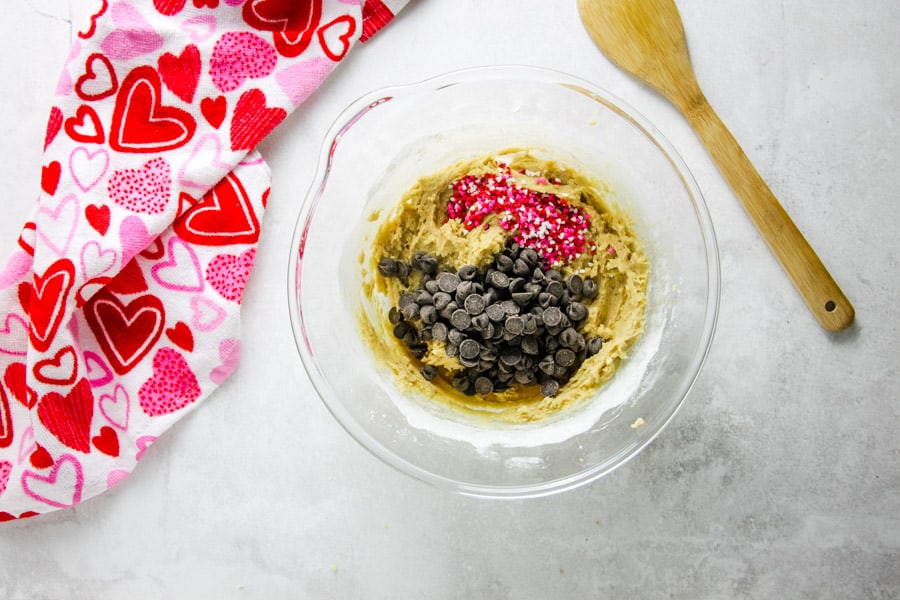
0,0,409,521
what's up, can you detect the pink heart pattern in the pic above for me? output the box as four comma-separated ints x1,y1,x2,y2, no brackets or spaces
0,0,409,520
108,157,172,214
138,347,200,416
209,32,277,93
205,248,255,303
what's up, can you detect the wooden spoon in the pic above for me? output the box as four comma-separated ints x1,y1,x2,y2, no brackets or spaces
578,0,854,331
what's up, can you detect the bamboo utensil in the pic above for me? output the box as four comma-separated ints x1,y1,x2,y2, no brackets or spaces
577,0,854,330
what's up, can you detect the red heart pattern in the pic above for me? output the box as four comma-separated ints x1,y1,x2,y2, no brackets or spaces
230,88,286,151
92,426,119,457
174,171,260,245
37,379,94,453
41,162,62,195
29,259,75,353
0,386,12,449
85,204,111,236
158,44,202,103
64,105,105,144
4,363,37,409
33,346,79,386
200,95,226,128
110,66,196,153
45,107,63,149
0,0,407,518
84,289,166,375
76,53,118,101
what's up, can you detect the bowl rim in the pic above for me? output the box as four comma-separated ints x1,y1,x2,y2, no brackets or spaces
287,64,721,499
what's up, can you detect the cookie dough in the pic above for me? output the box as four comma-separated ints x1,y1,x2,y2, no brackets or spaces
359,150,648,423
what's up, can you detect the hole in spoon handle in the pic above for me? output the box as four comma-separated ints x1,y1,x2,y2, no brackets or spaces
684,97,855,331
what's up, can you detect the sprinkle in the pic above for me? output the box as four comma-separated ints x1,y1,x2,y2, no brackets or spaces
446,164,591,266
607,246,616,255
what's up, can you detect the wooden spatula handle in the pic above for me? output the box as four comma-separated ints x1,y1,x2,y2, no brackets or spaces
685,95,854,331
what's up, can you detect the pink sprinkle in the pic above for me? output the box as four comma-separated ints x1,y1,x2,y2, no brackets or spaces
608,246,616,255
446,164,591,266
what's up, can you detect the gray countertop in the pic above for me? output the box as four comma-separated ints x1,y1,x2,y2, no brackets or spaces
0,1,897,598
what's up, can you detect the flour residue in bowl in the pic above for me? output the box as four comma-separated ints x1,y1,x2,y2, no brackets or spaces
358,149,648,423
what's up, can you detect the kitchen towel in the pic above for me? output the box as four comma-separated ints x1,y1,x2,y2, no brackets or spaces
0,0,409,521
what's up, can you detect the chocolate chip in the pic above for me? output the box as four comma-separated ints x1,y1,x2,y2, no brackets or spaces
512,258,531,277
447,328,465,346
378,257,399,277
566,274,583,295
474,377,494,395
450,309,472,330
398,293,416,310
388,306,402,325
521,335,540,356
488,270,510,289
420,365,438,381
433,292,452,311
560,328,585,352
459,339,480,360
522,314,538,335
545,269,562,282
582,278,598,299
500,300,520,315
464,294,485,315
439,301,459,321
511,291,534,307
420,305,437,325
538,356,556,376
500,347,522,366
521,248,539,266
452,376,470,393
514,370,535,385
445,343,459,358
396,262,411,279
495,254,513,272
393,322,410,338
401,303,420,321
538,292,554,308
479,344,499,362
425,279,440,293
471,312,490,331
587,337,603,355
432,322,448,342
412,251,438,274
458,264,478,281
486,303,506,322
437,272,460,292
555,348,576,367
455,280,475,302
414,290,433,306
566,302,588,322
540,379,560,397
542,306,562,327
508,277,526,293
546,280,565,299
504,315,525,336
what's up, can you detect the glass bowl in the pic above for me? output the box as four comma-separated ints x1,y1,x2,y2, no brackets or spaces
288,65,719,498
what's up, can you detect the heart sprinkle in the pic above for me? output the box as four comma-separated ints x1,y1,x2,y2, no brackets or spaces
446,164,592,267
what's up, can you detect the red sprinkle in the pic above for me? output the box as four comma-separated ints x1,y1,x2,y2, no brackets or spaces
446,164,591,266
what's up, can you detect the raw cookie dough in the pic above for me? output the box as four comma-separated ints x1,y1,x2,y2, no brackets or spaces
359,150,648,423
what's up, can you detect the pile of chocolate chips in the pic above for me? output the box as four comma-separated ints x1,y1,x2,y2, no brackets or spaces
378,243,604,398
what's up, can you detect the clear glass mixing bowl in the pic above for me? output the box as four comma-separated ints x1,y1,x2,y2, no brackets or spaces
288,65,719,498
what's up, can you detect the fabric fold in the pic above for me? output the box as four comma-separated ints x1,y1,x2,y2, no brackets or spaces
0,0,409,521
